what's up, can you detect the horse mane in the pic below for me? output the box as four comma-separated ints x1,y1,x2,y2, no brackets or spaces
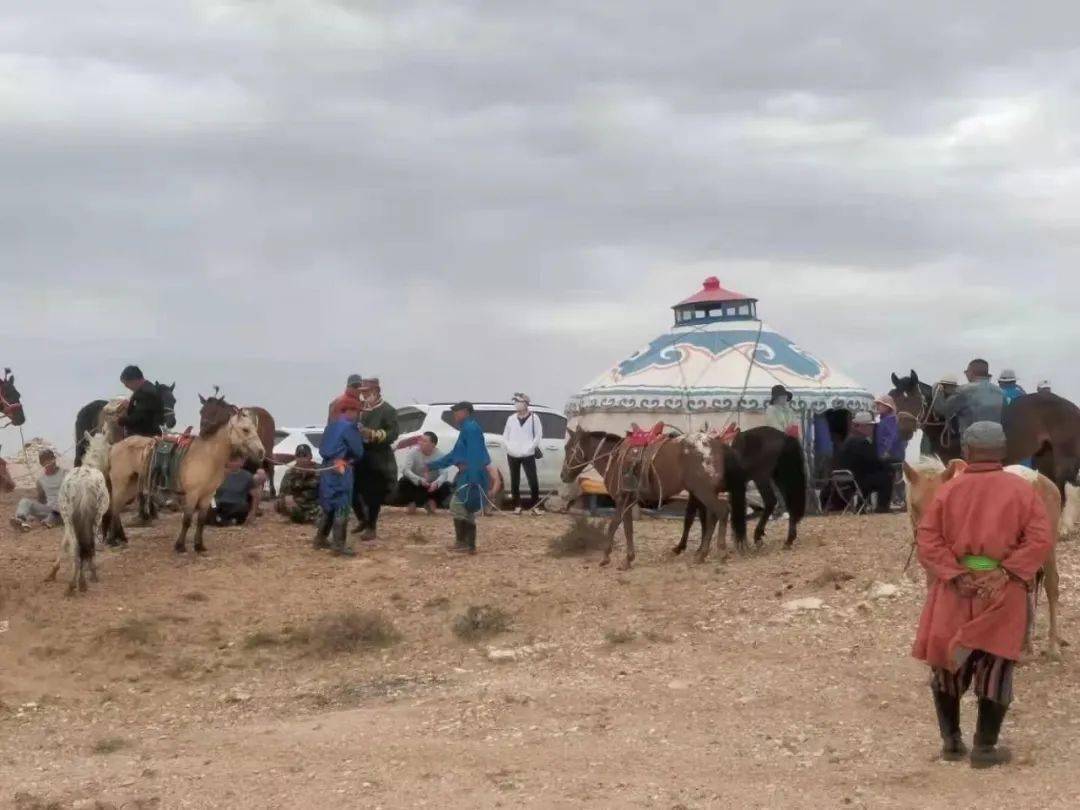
199,395,233,438
910,456,945,474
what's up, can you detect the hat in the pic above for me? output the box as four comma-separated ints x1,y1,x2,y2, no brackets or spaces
874,394,896,412
937,373,959,386
361,377,381,389
1037,379,1051,391
999,368,1018,383
346,374,363,388
770,384,793,402
962,421,1006,450
852,412,875,426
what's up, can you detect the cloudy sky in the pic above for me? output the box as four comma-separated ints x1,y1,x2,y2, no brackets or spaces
2,1,1078,450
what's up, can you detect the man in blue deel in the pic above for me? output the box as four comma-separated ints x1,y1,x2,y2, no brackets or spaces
315,390,366,557
427,401,491,554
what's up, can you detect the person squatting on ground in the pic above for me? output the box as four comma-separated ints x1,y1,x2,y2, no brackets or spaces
118,365,165,437
208,456,266,526
276,443,321,524
396,431,452,514
503,393,544,514
427,401,491,554
10,449,66,531
354,377,399,540
314,392,366,557
826,412,894,512
913,421,1054,769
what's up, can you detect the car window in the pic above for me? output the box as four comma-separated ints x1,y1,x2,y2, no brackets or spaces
304,432,323,447
396,408,426,435
440,410,456,429
537,412,567,439
475,410,515,435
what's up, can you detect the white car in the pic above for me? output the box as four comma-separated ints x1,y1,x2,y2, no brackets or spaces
271,403,568,497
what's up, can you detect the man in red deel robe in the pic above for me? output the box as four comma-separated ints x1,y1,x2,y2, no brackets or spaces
912,421,1054,768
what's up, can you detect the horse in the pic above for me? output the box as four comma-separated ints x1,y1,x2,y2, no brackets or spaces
675,426,807,554
888,370,953,459
198,390,278,496
903,457,1063,659
1004,392,1080,504
46,432,111,595
74,382,177,466
561,427,730,569
107,408,265,552
0,454,13,493
0,367,25,427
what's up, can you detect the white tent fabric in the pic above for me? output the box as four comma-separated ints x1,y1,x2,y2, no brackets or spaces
567,316,874,435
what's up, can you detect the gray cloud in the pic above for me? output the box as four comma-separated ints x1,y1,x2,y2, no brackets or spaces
2,1,1078,448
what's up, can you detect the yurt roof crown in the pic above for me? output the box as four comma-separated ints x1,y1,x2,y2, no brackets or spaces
672,277,758,325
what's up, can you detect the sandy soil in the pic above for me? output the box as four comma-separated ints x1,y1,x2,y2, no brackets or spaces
2,488,1079,810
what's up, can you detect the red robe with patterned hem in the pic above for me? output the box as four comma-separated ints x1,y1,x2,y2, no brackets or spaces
912,462,1053,670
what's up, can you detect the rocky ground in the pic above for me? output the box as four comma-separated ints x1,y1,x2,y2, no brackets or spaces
2,487,1079,810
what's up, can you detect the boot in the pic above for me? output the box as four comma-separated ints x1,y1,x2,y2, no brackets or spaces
312,515,333,549
330,518,356,557
465,521,477,554
450,519,470,552
932,690,966,762
971,698,1011,769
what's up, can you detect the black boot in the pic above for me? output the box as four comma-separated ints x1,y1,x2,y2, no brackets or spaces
932,690,966,762
450,519,470,552
312,514,333,549
330,517,355,557
971,698,1011,769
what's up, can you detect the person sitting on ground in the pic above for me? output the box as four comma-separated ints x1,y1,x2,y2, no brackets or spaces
10,449,67,531
913,422,1053,768
396,431,452,515
945,359,1006,437
118,365,165,438
826,412,893,513
276,444,321,524
998,369,1026,407
764,385,800,437
209,456,265,526
874,394,906,463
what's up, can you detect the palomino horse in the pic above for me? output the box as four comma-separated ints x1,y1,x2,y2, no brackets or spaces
0,368,26,427
108,409,265,552
677,426,807,553
47,432,111,595
903,458,1063,659
198,390,278,495
74,382,177,467
561,427,730,569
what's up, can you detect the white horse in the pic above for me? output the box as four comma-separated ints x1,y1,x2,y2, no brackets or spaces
47,432,111,594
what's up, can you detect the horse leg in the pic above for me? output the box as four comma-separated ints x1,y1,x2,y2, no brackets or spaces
46,525,70,583
674,496,696,555
728,480,748,551
694,509,716,563
753,476,776,549
193,505,209,554
1045,551,1062,660
600,499,624,567
175,510,193,554
619,509,636,570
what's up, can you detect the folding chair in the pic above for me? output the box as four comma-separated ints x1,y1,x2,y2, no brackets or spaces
820,469,868,515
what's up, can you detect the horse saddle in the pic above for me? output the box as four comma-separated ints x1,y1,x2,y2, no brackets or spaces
150,429,193,492
707,423,741,445
628,422,666,448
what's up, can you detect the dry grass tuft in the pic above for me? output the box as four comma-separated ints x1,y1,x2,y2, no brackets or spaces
548,517,609,557
244,630,280,650
604,628,637,645
101,617,160,646
809,564,855,589
91,736,130,755
453,605,512,641
290,610,401,655
182,591,208,603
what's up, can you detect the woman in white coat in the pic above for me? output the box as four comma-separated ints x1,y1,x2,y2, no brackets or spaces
503,393,544,514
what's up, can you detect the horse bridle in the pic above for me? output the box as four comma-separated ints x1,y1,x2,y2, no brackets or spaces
565,433,618,475
897,384,953,448
0,388,21,426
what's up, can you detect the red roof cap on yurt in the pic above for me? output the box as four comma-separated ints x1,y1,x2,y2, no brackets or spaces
674,277,756,308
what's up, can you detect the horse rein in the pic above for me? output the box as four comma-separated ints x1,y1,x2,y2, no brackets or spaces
566,434,619,475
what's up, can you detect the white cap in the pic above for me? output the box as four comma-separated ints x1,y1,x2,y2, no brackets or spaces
1037,380,1051,390
937,373,959,386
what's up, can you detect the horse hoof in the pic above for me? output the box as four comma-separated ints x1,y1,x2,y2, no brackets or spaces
694,553,708,565
599,558,612,568
617,561,633,571
194,546,207,555
174,544,186,554
671,546,685,556
78,580,88,593
1046,647,1062,662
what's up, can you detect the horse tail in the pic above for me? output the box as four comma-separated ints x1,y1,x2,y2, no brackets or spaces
72,483,99,564
775,435,807,522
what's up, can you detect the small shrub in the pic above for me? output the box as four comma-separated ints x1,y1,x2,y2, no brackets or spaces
424,595,451,611
643,630,674,644
604,628,637,645
291,610,401,655
244,630,280,650
102,618,160,646
91,736,130,755
182,592,208,603
453,605,511,641
548,517,608,558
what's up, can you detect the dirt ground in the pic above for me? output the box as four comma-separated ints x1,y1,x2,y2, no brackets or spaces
2,488,1079,810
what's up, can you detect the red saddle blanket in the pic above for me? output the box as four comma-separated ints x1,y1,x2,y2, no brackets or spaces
627,423,666,447
160,427,194,449
708,423,741,445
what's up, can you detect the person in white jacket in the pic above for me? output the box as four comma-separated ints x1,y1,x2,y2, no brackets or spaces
503,393,544,514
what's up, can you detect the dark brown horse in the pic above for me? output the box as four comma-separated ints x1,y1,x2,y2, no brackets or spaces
1004,392,1080,502
0,368,25,427
561,428,730,569
676,426,807,553
199,389,278,495
889,370,960,463
74,382,177,467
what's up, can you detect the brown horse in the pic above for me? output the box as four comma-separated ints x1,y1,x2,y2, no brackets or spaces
199,391,278,495
0,455,13,493
108,409,265,552
904,458,1063,659
561,428,730,569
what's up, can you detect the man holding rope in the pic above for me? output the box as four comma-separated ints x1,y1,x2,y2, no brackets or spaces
314,391,366,557
426,401,490,554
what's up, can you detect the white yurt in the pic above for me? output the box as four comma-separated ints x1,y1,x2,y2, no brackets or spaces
566,277,875,475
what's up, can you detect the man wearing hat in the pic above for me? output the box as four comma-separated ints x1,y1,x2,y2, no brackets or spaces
874,394,906,465
426,401,491,554
997,369,1026,407
764,385,800,438
827,412,894,512
355,377,400,540
1037,380,1052,394
913,422,1053,768
327,374,365,423
945,359,1006,438
314,391,366,556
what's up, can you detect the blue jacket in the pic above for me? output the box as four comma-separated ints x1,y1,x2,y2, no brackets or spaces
318,417,366,511
428,417,491,513
1001,383,1026,407
875,413,906,462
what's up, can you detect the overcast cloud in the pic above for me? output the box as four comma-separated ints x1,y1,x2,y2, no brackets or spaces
2,1,1079,449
